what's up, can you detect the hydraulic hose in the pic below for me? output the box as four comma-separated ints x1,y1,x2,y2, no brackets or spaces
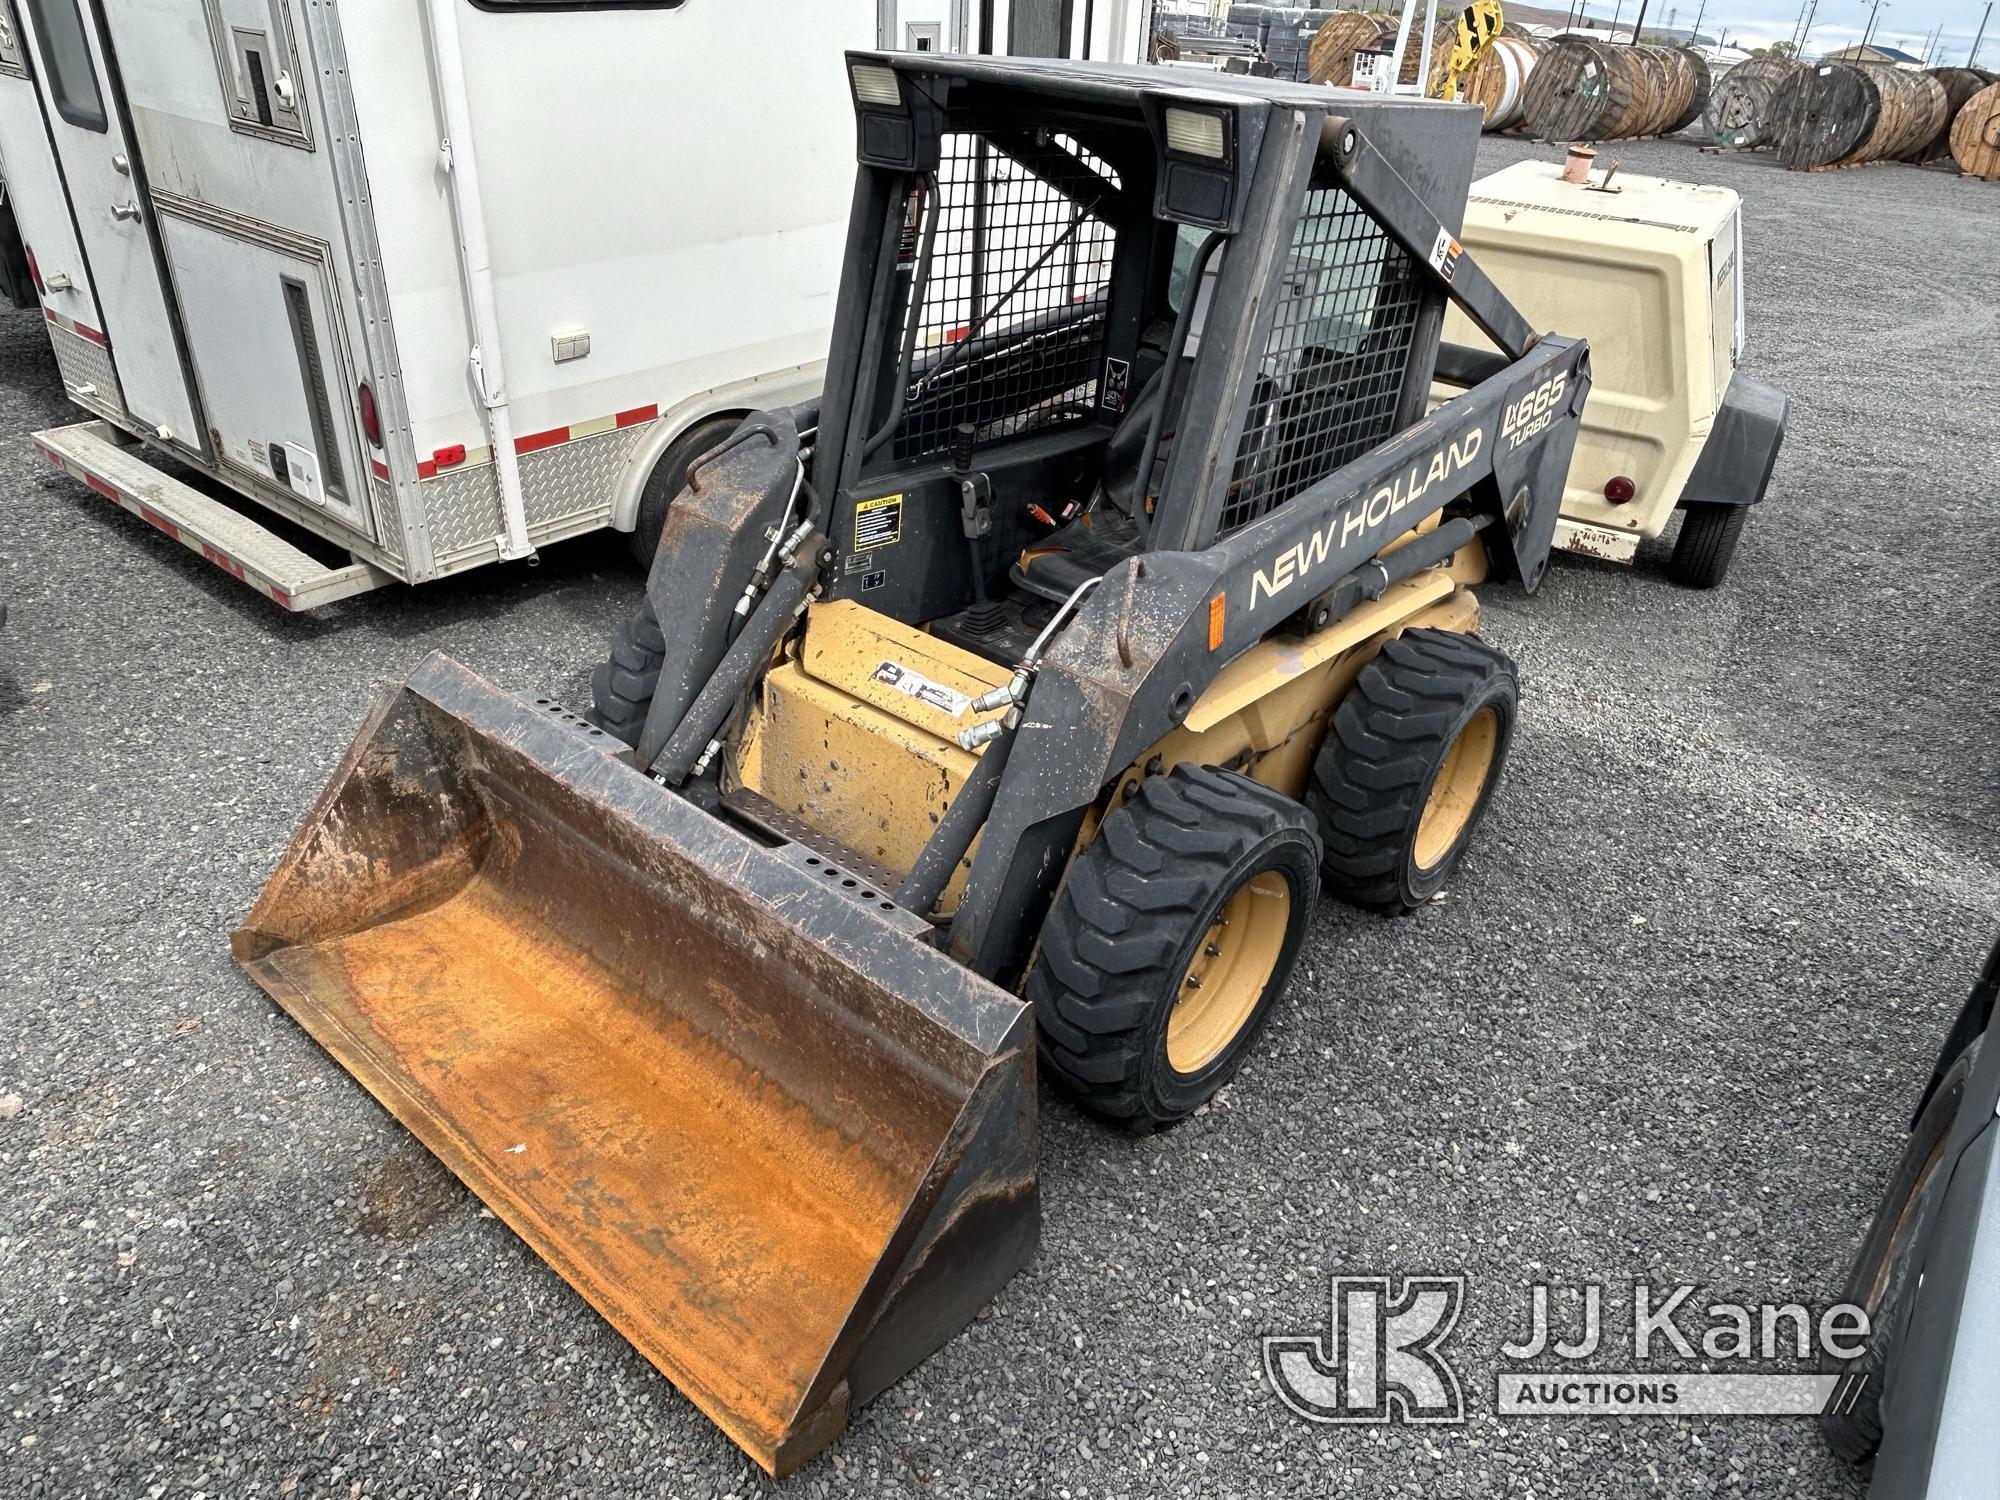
896,714,1021,920
648,561,813,785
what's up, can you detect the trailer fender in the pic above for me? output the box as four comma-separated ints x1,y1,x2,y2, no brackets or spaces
1679,373,1788,509
610,364,827,532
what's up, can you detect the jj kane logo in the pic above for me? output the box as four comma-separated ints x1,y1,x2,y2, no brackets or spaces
1263,1276,1466,1424
1264,1277,1872,1426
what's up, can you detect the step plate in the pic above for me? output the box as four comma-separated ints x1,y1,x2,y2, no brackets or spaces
32,420,393,610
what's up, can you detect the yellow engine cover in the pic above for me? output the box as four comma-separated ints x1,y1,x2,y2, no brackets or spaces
737,601,1012,901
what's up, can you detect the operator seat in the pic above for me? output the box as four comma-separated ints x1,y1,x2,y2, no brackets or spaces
1011,356,1191,604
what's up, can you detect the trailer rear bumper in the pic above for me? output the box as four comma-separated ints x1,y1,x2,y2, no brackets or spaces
32,420,393,610
1553,517,1642,564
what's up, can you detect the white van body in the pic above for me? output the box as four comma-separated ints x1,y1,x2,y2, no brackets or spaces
2,0,1145,609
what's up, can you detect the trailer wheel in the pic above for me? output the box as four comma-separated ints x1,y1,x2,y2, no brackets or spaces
1030,765,1319,1130
589,596,666,747
1307,628,1517,915
1667,501,1748,589
628,414,744,571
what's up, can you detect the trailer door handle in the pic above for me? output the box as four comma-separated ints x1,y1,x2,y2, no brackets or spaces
111,201,140,222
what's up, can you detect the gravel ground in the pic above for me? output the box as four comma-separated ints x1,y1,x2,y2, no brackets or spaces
2,134,1996,1500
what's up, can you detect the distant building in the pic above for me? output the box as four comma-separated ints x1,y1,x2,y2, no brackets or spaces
1821,42,1926,66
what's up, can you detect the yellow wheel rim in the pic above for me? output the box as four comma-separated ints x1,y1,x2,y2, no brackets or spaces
1414,708,1499,872
1166,872,1291,1075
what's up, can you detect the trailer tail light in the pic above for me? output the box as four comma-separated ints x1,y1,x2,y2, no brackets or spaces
1603,475,1636,504
25,245,44,297
357,382,381,448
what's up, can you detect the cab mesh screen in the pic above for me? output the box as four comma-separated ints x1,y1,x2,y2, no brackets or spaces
892,129,1119,463
1219,187,1425,537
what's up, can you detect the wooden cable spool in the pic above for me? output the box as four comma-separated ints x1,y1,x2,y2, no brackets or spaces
1623,46,1678,136
1864,66,1949,162
1770,62,1878,169
1915,68,1997,162
1307,13,1390,85
1703,56,1804,149
1522,38,1630,141
1306,12,1455,93
1464,35,1544,130
1523,40,1706,141
1951,81,2000,180
1834,64,1947,166
1666,47,1712,133
1150,29,1181,63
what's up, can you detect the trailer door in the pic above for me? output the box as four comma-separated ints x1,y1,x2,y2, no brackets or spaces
14,0,202,452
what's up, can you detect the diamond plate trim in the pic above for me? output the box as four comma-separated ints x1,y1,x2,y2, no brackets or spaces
48,323,129,426
421,420,647,569
371,474,405,561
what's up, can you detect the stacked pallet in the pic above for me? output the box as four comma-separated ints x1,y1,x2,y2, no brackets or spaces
1769,62,1950,170
1520,39,1710,142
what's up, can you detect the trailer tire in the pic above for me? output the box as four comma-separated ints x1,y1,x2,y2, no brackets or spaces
589,597,667,747
1307,628,1516,915
1030,765,1319,1131
627,414,745,572
1667,501,1747,589
1819,1037,1979,1464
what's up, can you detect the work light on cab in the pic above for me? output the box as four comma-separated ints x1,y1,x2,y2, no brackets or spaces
850,62,901,107
1164,106,1228,159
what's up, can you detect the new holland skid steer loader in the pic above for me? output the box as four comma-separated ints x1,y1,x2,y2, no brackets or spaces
234,55,1589,1476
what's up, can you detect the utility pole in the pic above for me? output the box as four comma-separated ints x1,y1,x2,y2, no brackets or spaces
1690,0,1708,45
1788,0,1812,50
1630,0,1650,42
1858,0,1886,55
1798,0,1821,56
1972,1,1993,66
1611,0,1624,38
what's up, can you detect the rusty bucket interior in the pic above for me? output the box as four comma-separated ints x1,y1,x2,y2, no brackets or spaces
233,654,1038,1476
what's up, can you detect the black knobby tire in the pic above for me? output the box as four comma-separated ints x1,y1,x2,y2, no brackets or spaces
1668,501,1748,589
1307,628,1517,915
1819,1038,1980,1464
627,414,743,571
1030,764,1320,1130
590,596,666,747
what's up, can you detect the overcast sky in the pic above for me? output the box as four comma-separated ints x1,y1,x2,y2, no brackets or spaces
1570,0,1995,60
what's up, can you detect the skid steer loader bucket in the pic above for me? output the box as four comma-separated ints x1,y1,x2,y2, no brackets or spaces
232,654,1038,1477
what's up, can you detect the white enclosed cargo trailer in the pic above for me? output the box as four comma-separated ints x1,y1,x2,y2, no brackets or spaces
0,0,1135,610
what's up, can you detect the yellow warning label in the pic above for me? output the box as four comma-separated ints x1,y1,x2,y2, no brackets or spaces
855,493,903,550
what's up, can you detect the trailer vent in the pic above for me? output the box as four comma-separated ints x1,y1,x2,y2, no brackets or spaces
889,128,1119,464
1219,188,1425,539
281,277,345,501
245,46,274,127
